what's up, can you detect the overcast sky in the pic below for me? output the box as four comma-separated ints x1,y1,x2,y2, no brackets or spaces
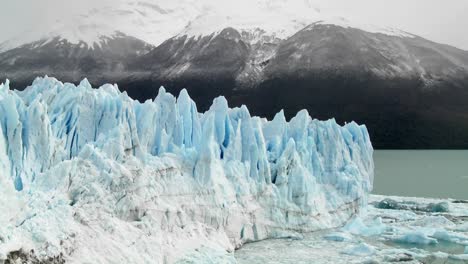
1,0,467,50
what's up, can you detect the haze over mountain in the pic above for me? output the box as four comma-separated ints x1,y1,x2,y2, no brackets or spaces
1,0,468,148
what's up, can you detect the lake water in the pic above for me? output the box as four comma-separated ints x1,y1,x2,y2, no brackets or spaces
373,150,468,200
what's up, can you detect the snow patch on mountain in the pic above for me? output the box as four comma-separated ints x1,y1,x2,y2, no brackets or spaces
310,18,414,38
0,0,201,52
177,0,321,42
178,0,413,44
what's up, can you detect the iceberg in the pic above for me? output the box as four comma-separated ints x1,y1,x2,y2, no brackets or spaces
323,231,354,242
0,77,374,263
393,231,439,245
342,216,388,237
341,242,376,256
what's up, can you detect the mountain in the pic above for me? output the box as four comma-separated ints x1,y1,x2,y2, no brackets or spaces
1,0,468,148
0,32,152,83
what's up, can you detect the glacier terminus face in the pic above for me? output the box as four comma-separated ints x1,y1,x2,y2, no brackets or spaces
0,77,373,263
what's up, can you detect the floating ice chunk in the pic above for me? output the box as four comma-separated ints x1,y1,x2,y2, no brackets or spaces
431,251,449,260
342,217,387,236
323,232,353,242
426,202,450,213
411,216,455,229
362,258,379,264
341,242,375,256
375,198,401,210
433,230,468,245
383,252,414,262
455,223,468,232
394,231,438,245
381,247,428,260
449,254,468,261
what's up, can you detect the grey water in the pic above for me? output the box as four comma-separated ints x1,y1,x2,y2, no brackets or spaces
373,150,468,200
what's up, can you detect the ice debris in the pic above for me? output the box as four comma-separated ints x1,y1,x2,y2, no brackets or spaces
341,242,376,256
323,232,353,242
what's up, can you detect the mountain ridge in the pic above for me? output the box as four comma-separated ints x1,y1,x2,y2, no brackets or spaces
1,3,468,148
0,0,419,52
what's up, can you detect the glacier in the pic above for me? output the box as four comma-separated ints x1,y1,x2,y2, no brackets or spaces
0,76,373,263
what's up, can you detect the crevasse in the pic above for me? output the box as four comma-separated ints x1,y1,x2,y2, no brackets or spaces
0,77,373,263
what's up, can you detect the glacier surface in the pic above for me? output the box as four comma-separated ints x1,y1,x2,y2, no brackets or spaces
0,77,373,263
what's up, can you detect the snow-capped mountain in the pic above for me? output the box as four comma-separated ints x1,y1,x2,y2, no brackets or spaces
0,0,200,52
0,0,411,51
1,0,468,149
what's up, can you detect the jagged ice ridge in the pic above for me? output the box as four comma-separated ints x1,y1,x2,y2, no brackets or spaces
0,77,373,263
